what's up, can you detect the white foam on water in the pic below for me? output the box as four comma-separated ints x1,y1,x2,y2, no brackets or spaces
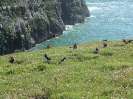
75,23,80,26
86,2,105,5
65,25,73,31
88,6,101,12
55,36,59,39
90,15,96,18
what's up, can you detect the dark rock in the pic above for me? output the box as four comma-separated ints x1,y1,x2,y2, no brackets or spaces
60,0,90,25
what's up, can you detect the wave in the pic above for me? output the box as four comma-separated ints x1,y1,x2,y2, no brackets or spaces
90,15,96,18
65,25,73,31
86,1,129,6
86,2,105,5
88,6,101,12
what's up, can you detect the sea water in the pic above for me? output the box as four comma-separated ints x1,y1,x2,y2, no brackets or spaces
32,0,133,50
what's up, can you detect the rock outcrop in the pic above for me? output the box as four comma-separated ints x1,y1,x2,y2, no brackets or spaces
0,0,89,54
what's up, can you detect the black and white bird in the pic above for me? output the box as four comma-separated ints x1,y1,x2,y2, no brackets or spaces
93,48,100,54
103,40,108,42
103,42,108,48
122,39,128,44
9,56,15,64
44,54,51,64
73,43,77,49
128,40,133,43
59,57,66,64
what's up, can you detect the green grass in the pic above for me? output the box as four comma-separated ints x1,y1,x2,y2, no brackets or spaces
0,41,133,99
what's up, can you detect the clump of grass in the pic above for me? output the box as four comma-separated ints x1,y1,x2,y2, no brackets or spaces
101,89,114,97
100,65,116,71
100,51,113,56
15,60,25,64
5,69,15,75
33,65,46,72
31,95,48,99
30,88,52,99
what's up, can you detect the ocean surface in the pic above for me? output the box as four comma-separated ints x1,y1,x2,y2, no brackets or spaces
32,0,133,50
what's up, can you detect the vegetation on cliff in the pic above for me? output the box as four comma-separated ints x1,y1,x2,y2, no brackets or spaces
0,0,89,55
0,41,133,99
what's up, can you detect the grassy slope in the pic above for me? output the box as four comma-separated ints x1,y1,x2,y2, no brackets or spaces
0,41,133,99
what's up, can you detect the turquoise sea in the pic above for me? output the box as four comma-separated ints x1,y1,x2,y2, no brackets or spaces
32,0,133,50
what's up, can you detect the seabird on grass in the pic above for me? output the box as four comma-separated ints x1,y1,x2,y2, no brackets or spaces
44,54,51,64
59,57,66,64
122,39,128,44
93,48,100,54
103,42,108,48
73,43,77,49
9,56,15,64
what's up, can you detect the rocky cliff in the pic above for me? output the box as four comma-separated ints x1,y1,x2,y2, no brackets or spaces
0,0,89,54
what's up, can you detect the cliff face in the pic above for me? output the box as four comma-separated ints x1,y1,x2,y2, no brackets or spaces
60,0,90,25
0,0,89,54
